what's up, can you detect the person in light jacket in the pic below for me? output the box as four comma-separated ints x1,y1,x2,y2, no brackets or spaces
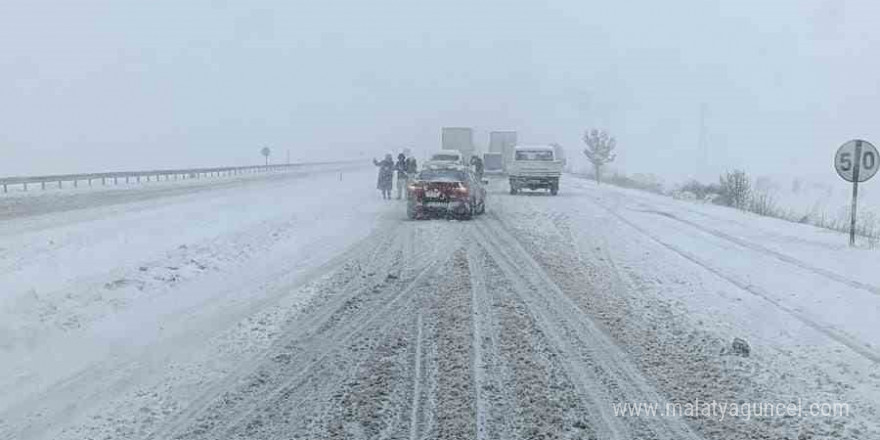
395,153,408,199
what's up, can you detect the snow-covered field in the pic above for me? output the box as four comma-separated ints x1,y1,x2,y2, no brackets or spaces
1,168,878,439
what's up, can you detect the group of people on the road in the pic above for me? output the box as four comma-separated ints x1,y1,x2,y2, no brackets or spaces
373,150,417,200
373,150,483,200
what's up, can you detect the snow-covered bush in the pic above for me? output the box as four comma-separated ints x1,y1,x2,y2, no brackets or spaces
679,179,724,202
719,170,751,210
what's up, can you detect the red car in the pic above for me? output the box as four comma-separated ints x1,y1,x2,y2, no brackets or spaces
406,166,487,219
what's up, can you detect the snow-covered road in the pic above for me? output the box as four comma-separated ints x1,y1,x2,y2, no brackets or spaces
2,169,878,439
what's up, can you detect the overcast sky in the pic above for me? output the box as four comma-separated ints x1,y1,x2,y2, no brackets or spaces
1,0,878,183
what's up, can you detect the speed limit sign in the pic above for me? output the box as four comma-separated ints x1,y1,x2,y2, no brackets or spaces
835,139,879,183
835,139,878,246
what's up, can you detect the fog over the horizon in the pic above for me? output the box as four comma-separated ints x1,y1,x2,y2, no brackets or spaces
2,0,878,184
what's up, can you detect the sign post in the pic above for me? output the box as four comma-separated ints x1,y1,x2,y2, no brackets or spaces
834,139,879,246
261,146,271,166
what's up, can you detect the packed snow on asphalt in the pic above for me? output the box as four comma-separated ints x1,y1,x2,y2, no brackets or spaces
1,164,879,440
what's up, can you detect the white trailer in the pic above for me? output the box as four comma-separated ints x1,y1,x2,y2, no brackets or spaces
441,127,474,158
489,131,517,172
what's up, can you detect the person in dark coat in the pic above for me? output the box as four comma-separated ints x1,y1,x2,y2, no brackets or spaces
373,154,394,199
395,153,408,199
470,155,484,179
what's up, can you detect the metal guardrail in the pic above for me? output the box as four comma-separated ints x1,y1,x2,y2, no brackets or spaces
0,160,363,193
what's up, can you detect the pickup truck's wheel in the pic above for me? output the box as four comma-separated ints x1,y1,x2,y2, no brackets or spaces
549,178,559,195
509,186,518,195
407,202,418,219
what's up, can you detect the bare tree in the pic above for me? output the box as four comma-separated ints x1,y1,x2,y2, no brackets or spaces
582,129,617,184
720,169,751,210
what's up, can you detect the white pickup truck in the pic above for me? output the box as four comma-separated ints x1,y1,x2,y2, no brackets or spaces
508,145,563,195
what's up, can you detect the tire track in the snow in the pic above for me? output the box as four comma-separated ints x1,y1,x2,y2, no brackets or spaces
252,284,428,440
144,228,405,440
408,313,424,440
466,247,489,440
473,220,627,439
642,207,880,298
169,226,461,440
470,239,592,439
209,258,444,439
465,244,516,440
473,217,705,440
590,198,880,364
427,248,478,440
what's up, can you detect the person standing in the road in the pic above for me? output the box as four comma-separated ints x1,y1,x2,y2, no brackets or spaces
373,154,395,199
395,153,408,200
470,155,484,179
404,154,418,200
